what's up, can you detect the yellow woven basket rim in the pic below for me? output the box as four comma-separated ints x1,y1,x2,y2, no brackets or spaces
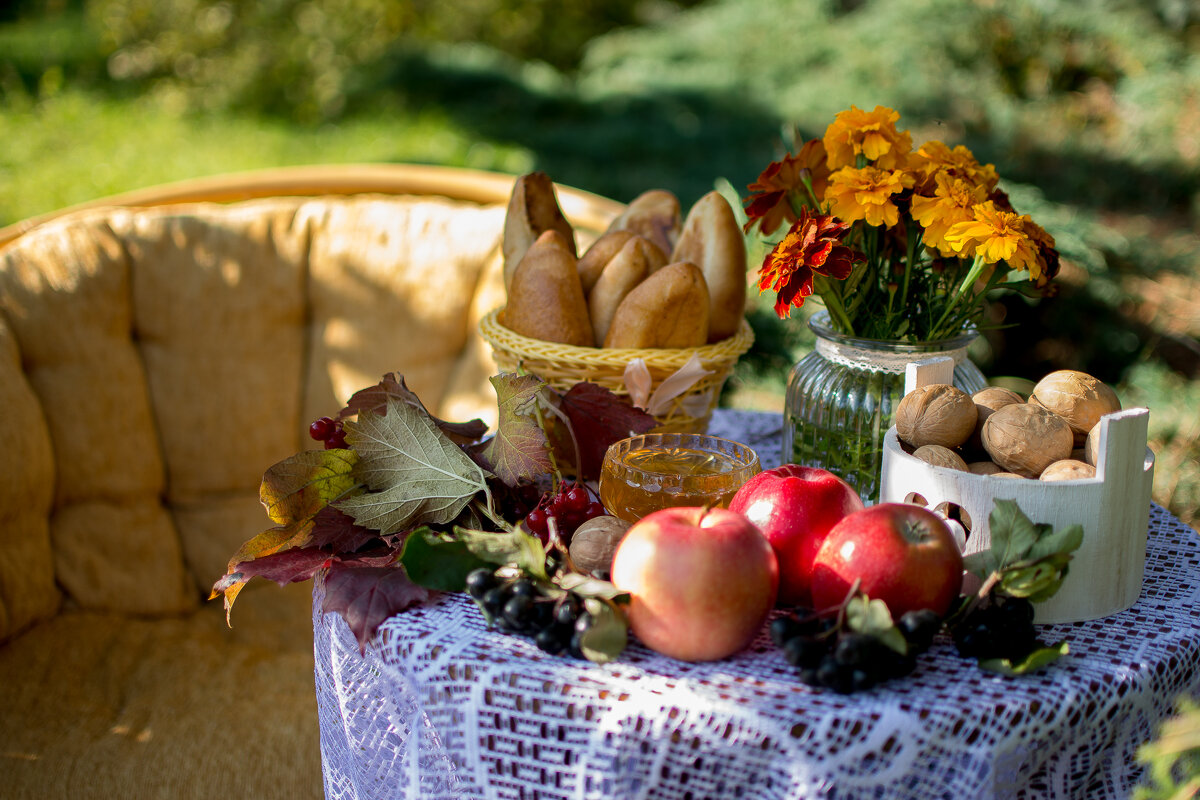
478,308,755,371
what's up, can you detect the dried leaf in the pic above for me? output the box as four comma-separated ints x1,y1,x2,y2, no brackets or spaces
307,506,380,553
557,382,657,480
260,448,361,525
321,560,431,653
479,373,553,486
335,398,491,534
341,372,488,445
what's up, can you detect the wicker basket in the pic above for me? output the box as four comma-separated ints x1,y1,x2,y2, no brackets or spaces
479,308,755,433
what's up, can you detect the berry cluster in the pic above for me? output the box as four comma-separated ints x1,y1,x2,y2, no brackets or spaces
466,568,593,658
951,596,1037,661
309,416,348,449
771,608,942,694
522,482,607,544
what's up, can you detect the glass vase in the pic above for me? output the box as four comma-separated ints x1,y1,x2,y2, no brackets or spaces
783,311,988,503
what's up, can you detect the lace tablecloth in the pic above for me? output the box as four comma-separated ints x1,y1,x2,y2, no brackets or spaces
313,410,1200,800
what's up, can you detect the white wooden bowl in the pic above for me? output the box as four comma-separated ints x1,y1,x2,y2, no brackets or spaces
879,358,1155,623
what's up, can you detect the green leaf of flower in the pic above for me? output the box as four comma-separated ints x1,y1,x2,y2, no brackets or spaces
335,398,490,534
979,641,1069,676
399,527,491,592
579,597,628,664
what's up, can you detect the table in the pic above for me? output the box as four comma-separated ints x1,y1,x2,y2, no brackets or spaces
313,410,1200,800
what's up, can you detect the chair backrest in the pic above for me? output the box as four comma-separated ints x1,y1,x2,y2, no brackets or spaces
0,165,622,643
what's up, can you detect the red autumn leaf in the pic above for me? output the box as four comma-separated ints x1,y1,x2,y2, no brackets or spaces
320,560,431,653
308,506,380,554
479,373,553,486
558,382,657,480
340,372,488,445
229,546,335,588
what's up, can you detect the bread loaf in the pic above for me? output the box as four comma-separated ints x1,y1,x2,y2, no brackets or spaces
605,189,681,261
588,236,655,345
576,229,634,294
670,191,747,342
503,172,576,292
501,230,593,346
603,261,709,349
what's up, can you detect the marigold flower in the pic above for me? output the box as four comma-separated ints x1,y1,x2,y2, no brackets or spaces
1023,219,1060,287
825,166,914,228
943,202,1042,277
910,173,990,256
823,105,912,170
908,140,999,194
743,139,830,235
758,209,864,319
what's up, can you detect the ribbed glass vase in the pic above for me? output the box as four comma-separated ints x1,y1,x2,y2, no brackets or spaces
783,311,988,503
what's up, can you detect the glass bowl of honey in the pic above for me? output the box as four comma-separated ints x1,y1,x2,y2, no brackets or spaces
598,433,761,523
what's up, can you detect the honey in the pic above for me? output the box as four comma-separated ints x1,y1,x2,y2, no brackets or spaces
599,434,760,523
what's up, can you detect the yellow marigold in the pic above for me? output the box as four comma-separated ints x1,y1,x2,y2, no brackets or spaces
908,140,1000,194
943,202,1042,278
823,105,913,170
910,173,990,256
825,166,914,228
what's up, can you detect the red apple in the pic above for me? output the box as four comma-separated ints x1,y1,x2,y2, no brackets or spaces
610,506,778,662
810,503,964,618
728,465,864,607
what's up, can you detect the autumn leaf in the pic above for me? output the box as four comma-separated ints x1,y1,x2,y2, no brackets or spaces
320,560,431,653
209,517,317,619
341,372,488,445
557,382,657,480
335,397,491,534
307,506,380,553
479,373,553,486
229,547,334,588
260,448,361,525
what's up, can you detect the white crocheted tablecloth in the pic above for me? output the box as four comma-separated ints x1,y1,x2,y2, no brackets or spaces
313,410,1200,800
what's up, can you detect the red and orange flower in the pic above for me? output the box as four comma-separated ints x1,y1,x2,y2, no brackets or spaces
758,209,865,319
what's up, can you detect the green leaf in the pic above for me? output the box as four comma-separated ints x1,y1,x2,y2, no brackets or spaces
844,595,908,655
555,572,630,602
985,498,1042,573
579,598,628,664
1024,522,1084,563
1000,557,1070,599
979,641,1069,676
962,551,994,579
399,527,491,592
260,448,361,525
479,373,553,486
335,398,490,534
454,527,547,581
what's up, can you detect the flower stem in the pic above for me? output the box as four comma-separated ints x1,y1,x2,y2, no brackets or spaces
932,254,987,339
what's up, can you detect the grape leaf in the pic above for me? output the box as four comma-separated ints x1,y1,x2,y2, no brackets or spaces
320,559,431,653
340,372,488,445
260,448,361,525
308,506,380,554
209,517,317,618
230,546,334,588
400,527,491,592
979,641,1070,676
335,397,491,534
579,597,628,664
455,527,548,581
479,373,553,486
557,382,658,480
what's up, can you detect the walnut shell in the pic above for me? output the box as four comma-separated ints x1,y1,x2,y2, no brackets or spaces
981,402,1074,478
569,516,631,576
968,386,1025,455
967,461,1004,476
895,384,978,449
1040,459,1097,481
1084,423,1101,466
912,445,968,471
990,472,1027,479
1031,370,1121,438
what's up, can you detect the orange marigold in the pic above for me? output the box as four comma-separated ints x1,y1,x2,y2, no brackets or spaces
743,139,830,235
910,173,990,256
758,209,864,319
943,202,1042,278
825,166,914,228
823,105,912,171
908,140,999,194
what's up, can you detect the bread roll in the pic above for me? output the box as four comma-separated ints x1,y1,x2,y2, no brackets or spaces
603,261,710,349
501,230,593,346
576,229,633,294
588,236,654,345
670,191,747,342
605,190,681,260
503,172,576,292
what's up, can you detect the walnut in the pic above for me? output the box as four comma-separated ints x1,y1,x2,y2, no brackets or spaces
569,516,631,576
967,386,1025,455
967,460,1004,476
1040,459,1097,481
991,472,1027,479
912,445,969,471
981,402,1074,478
895,384,977,449
1084,423,1101,466
1031,370,1121,440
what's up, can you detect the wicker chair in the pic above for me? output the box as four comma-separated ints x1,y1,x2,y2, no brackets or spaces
0,164,620,799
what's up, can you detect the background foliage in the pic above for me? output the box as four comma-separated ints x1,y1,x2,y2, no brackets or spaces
1,0,1197,530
